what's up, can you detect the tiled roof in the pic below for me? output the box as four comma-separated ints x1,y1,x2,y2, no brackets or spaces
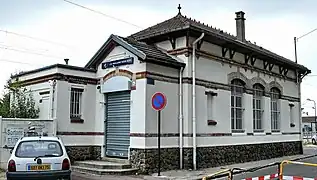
129,13,234,40
129,12,309,72
84,34,185,69
119,36,182,65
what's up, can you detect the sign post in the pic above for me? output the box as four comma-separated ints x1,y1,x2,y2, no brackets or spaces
151,92,167,176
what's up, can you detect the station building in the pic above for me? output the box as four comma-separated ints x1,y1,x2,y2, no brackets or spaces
11,8,311,173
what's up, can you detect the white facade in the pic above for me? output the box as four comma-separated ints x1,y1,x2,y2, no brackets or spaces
13,36,303,151
10,10,310,172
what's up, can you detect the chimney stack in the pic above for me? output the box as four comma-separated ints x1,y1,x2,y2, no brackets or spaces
235,11,246,41
64,58,69,65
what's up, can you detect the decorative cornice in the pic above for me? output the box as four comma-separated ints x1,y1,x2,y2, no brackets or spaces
250,76,269,92
168,47,297,82
228,71,250,88
17,73,98,87
103,69,133,81
269,81,283,93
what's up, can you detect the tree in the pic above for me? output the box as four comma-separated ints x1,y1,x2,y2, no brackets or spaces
0,76,40,118
0,93,10,117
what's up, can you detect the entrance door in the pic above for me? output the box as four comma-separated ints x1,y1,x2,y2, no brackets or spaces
105,90,131,158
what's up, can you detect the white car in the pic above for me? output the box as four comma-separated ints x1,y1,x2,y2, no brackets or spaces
6,136,72,180
312,134,317,145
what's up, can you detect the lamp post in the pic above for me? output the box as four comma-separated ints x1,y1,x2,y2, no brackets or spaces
294,28,317,63
307,98,317,132
294,28,316,144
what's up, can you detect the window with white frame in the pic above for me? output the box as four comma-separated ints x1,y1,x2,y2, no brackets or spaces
70,88,83,119
231,79,245,131
270,87,281,132
253,84,264,131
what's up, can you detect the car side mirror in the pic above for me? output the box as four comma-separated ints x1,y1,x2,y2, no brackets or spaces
9,149,13,154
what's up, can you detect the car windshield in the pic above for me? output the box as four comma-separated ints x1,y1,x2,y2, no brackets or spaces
15,140,63,158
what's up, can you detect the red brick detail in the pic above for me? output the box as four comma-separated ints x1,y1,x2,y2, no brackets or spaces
103,69,133,81
57,131,104,136
70,119,84,123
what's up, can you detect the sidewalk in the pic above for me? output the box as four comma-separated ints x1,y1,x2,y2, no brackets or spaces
144,147,317,180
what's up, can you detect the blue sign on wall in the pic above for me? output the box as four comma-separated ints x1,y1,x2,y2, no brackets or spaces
102,57,134,69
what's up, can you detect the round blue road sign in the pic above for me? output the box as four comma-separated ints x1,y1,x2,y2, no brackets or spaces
151,92,167,111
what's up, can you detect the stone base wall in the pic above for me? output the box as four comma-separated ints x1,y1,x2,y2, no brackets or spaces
130,141,303,174
65,146,101,163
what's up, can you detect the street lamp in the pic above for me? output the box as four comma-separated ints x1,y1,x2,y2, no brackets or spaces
294,28,316,143
307,98,317,132
294,28,317,63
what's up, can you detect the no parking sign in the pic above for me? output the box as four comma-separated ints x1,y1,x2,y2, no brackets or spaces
151,92,167,176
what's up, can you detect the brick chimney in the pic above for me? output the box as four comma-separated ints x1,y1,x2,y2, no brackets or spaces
235,11,246,41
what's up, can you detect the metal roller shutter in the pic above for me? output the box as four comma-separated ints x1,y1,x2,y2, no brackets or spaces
105,90,131,158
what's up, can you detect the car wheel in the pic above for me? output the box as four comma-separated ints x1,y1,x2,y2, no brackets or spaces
312,139,316,145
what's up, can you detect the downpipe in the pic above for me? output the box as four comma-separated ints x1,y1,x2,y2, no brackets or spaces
179,66,184,169
192,33,204,170
299,70,309,151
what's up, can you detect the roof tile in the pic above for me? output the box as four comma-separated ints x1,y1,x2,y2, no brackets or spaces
119,36,183,65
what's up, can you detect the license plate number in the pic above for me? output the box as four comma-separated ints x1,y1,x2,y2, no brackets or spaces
29,164,51,171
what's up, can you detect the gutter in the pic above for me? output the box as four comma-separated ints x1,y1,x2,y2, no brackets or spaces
192,32,205,170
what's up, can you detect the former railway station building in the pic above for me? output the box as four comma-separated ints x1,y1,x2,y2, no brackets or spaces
11,7,310,173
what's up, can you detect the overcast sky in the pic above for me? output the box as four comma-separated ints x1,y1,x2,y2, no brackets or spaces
1,0,317,115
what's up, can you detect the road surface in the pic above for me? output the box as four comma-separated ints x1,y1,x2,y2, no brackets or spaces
72,173,144,180
233,147,317,179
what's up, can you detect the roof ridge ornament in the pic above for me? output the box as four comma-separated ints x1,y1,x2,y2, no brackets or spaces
178,4,181,15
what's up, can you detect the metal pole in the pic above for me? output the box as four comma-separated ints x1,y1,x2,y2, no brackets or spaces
294,37,298,63
158,110,161,176
313,100,317,133
295,36,304,147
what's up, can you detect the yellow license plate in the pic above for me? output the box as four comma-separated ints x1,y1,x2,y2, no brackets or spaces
30,164,51,171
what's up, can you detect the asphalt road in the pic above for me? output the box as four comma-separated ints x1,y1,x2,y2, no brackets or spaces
72,173,144,180
233,147,317,180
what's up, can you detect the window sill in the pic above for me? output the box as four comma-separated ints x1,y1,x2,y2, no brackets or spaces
232,129,245,133
271,130,281,133
232,129,245,136
253,129,265,133
70,118,84,123
271,130,282,135
254,132,266,136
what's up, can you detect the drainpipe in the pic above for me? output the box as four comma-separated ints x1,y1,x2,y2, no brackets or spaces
49,80,56,119
179,66,184,169
298,70,309,151
192,33,204,170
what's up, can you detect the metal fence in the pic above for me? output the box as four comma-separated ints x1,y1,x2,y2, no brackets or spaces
303,132,315,144
202,159,317,180
0,117,56,169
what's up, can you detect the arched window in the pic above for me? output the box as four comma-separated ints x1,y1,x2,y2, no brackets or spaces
253,84,265,131
270,87,281,131
231,79,245,131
